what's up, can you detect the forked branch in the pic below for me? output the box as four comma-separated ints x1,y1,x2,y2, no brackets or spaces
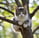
30,6,39,18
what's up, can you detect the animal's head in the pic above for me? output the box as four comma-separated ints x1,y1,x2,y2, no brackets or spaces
15,7,28,18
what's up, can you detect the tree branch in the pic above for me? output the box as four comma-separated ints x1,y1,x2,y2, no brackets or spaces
0,16,19,25
30,6,39,18
0,16,22,27
32,26,39,34
22,0,29,6
15,0,22,7
0,2,7,5
0,17,13,24
0,6,14,15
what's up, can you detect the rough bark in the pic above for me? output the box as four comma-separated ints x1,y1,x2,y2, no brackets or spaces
20,27,33,38
15,0,22,7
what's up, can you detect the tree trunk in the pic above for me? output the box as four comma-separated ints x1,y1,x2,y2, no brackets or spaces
21,27,33,38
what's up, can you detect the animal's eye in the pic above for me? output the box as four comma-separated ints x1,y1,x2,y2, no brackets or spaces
16,12,20,16
25,20,29,24
23,11,26,15
18,8,24,11
16,9,21,16
26,20,29,23
24,20,29,24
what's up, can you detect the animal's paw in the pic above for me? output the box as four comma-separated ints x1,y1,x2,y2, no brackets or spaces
23,24,28,28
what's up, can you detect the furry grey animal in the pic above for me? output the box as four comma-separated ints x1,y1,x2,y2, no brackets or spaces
11,7,32,33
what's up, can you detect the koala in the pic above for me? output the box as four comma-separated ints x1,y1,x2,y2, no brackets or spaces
11,7,32,33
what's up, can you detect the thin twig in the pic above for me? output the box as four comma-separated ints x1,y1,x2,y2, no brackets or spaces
0,2,7,5
32,26,39,34
0,7,14,15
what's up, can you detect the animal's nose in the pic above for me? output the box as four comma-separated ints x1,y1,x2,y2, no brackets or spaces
21,14,23,16
20,12,23,16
